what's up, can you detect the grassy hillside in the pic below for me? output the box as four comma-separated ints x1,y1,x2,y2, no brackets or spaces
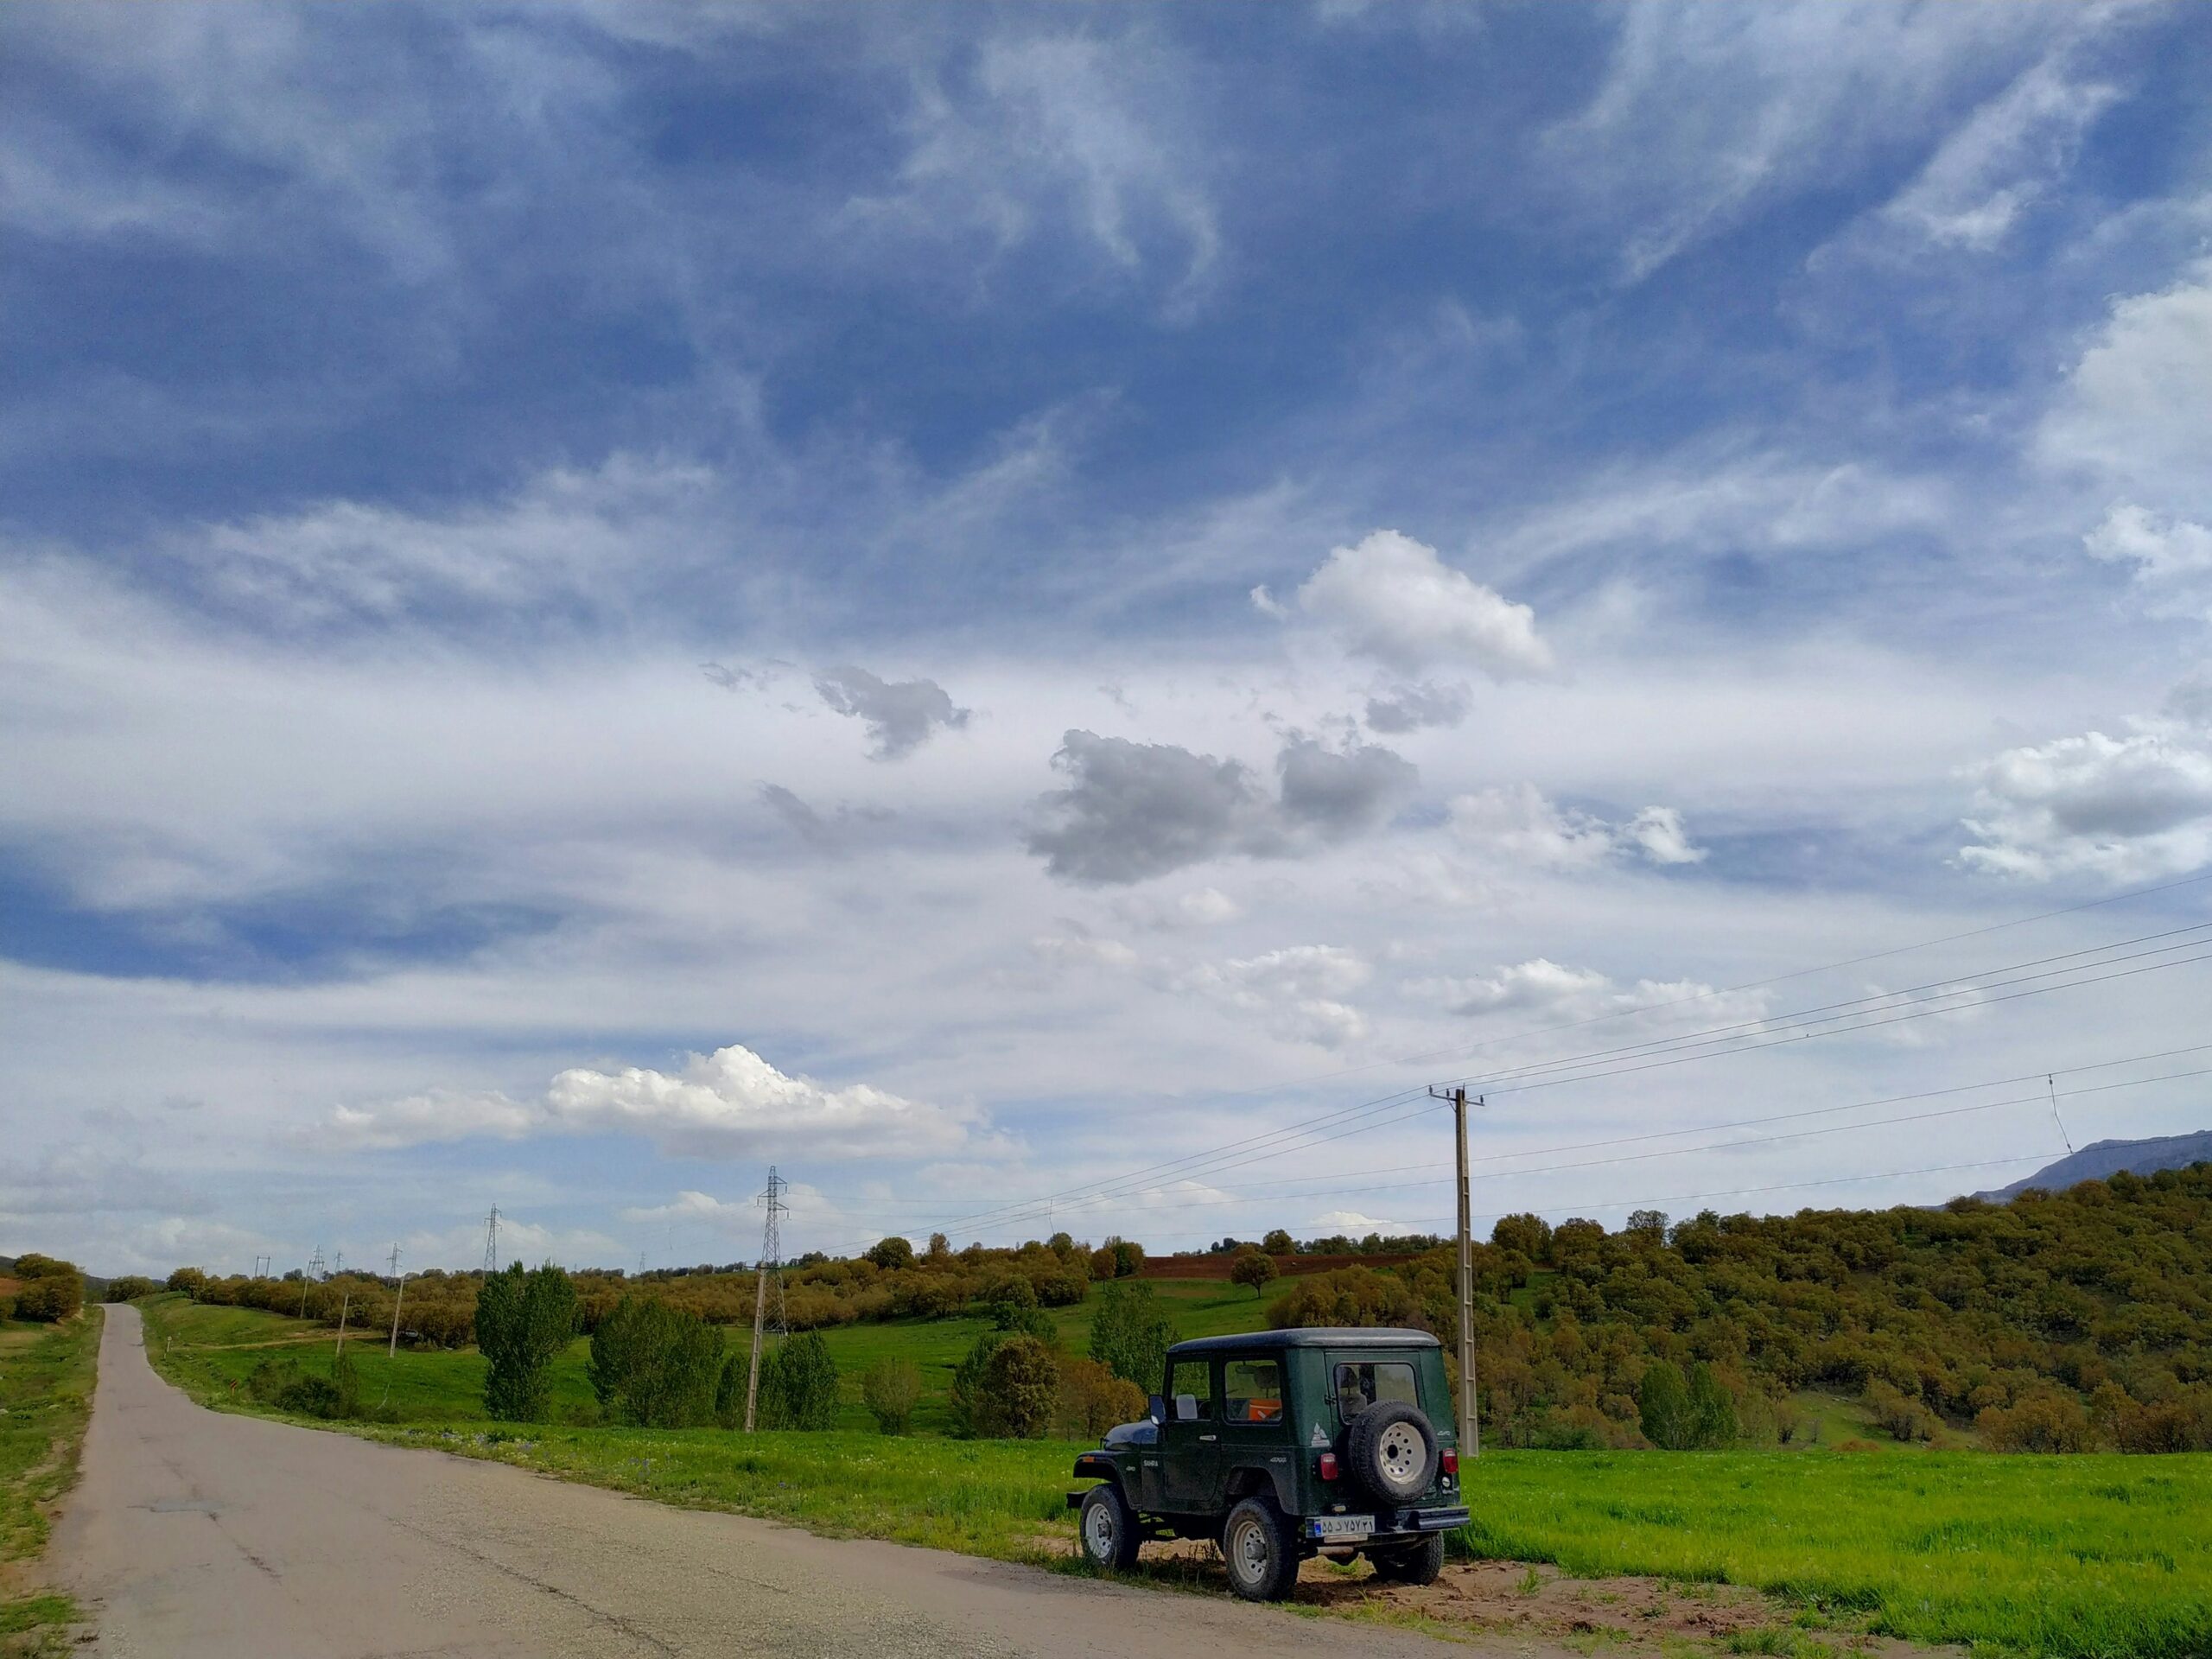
0,1311,100,1656
143,1276,1294,1434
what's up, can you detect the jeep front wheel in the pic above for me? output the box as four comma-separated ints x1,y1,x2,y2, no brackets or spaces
1078,1483,1141,1572
1221,1496,1299,1602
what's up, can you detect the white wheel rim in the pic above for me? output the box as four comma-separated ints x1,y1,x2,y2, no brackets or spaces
1085,1502,1115,1559
1232,1517,1268,1581
1380,1423,1425,1486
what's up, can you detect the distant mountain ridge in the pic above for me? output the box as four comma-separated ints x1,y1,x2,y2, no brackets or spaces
1972,1131,2212,1203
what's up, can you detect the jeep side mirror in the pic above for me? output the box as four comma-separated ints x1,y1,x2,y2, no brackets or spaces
1147,1394,1165,1425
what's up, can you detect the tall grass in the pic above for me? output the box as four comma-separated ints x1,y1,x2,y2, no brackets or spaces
0,1312,99,1652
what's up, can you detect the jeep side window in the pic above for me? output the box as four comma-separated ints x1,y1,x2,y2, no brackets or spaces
1334,1361,1417,1424
1222,1358,1283,1424
1168,1358,1214,1421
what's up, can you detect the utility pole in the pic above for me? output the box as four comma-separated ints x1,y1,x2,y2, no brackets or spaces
387,1244,406,1359
743,1167,788,1433
1428,1085,1481,1459
334,1290,351,1357
482,1205,501,1274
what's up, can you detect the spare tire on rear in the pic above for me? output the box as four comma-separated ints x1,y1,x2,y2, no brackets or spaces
1346,1400,1437,1504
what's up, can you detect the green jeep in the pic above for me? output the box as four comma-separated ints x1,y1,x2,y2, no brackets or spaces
1068,1327,1470,1601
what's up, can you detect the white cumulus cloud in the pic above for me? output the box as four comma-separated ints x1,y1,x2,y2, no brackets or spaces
1276,530,1553,679
1961,722,2212,882
1449,785,1706,871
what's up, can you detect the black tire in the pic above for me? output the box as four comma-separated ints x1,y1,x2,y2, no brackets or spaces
1370,1532,1446,1586
1346,1401,1439,1505
1221,1496,1300,1602
1078,1483,1142,1572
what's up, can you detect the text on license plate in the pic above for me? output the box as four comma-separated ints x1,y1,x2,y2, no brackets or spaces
1310,1515,1374,1541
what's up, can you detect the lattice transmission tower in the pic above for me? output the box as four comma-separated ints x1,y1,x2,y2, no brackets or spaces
482,1205,501,1274
742,1168,790,1433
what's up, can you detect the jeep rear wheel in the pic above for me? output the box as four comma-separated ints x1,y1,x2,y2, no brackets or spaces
1079,1483,1141,1572
1346,1400,1438,1504
1221,1496,1299,1602
1370,1531,1446,1586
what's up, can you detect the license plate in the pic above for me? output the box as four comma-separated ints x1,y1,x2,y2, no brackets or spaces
1311,1515,1374,1541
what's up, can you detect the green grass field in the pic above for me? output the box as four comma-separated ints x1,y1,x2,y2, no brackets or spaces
0,1312,99,1656
137,1294,2212,1657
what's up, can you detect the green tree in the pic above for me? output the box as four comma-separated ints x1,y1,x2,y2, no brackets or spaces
588,1295,723,1427
948,1330,1006,1438
865,1236,914,1270
760,1330,840,1430
1262,1229,1295,1255
861,1357,922,1433
1089,1280,1176,1389
1639,1360,1693,1449
1685,1362,1738,1448
15,1274,82,1323
476,1262,578,1423
103,1275,161,1302
165,1266,208,1297
1229,1245,1278,1298
978,1335,1061,1438
984,1274,1054,1340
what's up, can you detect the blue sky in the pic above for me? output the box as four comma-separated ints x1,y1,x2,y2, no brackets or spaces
5,2,2212,1275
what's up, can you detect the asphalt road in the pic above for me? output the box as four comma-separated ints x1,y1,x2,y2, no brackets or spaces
59,1306,1535,1658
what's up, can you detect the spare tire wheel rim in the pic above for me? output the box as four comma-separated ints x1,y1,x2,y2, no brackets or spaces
1085,1501,1116,1560
1379,1421,1426,1488
1231,1516,1268,1582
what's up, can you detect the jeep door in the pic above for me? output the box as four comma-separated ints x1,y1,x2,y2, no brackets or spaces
1215,1353,1293,1507
1157,1354,1222,1514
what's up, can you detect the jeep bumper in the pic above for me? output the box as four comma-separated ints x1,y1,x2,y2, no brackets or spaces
1304,1506,1470,1541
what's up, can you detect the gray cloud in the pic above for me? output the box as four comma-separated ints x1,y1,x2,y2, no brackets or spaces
1363,680,1471,734
759,784,838,853
1274,736,1420,842
1026,729,1417,886
815,665,971,760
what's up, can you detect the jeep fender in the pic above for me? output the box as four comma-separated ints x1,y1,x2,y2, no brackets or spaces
1220,1461,1296,1515
1072,1451,1123,1490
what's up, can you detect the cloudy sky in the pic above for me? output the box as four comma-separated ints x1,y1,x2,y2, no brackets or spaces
6,3,2212,1277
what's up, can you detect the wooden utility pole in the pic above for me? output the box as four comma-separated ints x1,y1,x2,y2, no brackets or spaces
1431,1085,1481,1459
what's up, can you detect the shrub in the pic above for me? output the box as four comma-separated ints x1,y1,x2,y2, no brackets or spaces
15,1273,83,1323
166,1267,207,1297
760,1331,840,1430
276,1375,345,1418
862,1357,923,1433
1229,1246,1278,1298
104,1275,161,1302
1058,1357,1147,1439
948,1331,1006,1438
588,1296,724,1427
1866,1379,1935,1443
1089,1281,1177,1389
1269,1266,1417,1332
1639,1360,1737,1449
245,1357,302,1404
977,1335,1061,1438
1978,1393,2094,1452
476,1262,578,1423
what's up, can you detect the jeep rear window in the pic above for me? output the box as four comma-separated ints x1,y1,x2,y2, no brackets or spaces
1223,1358,1283,1423
1334,1360,1418,1423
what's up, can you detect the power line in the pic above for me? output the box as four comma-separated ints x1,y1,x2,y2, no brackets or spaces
916,923,2212,1247
819,1044,2211,1246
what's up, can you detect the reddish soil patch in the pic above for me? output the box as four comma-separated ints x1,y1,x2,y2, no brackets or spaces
1140,1253,1420,1281
1065,1541,1961,1656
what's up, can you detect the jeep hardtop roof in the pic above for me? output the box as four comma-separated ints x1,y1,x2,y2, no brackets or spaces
1165,1326,1439,1360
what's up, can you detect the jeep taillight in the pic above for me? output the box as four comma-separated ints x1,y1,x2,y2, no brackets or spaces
1441,1448,1459,1476
1319,1452,1339,1481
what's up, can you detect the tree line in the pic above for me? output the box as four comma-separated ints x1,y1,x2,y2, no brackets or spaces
1268,1162,2212,1452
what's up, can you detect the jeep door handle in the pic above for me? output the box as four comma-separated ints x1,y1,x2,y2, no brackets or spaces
1199,1434,1217,1442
